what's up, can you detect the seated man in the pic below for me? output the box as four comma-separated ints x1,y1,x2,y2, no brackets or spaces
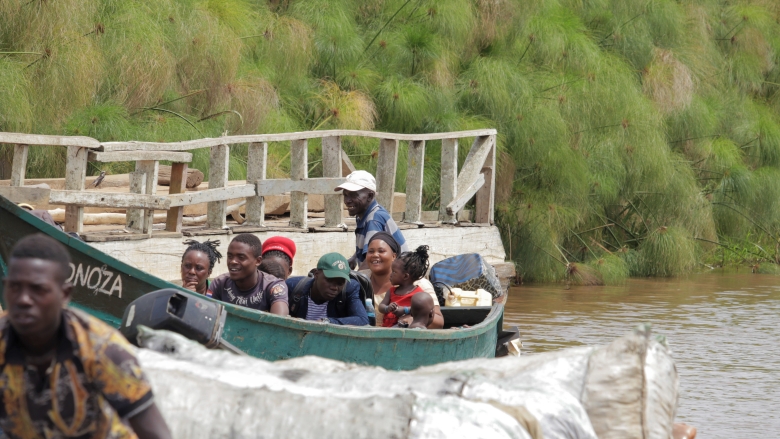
208,234,289,316
334,170,408,269
260,236,296,279
1,234,171,439
285,253,369,326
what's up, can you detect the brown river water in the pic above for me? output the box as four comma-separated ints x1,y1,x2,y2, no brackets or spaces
502,270,780,439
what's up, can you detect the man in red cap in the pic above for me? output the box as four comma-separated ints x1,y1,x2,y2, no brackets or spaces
261,236,296,279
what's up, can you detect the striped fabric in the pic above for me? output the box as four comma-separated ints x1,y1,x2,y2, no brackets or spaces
429,253,503,298
306,296,329,321
354,200,408,263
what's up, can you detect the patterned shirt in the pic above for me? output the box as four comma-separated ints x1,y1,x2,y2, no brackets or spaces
207,269,288,311
354,200,408,264
305,296,329,321
0,308,154,439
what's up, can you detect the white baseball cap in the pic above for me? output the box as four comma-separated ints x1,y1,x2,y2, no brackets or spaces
334,170,377,192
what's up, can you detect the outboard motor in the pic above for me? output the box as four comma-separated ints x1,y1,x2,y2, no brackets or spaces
120,289,240,353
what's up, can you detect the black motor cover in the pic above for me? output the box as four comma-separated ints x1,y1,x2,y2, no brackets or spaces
120,289,227,348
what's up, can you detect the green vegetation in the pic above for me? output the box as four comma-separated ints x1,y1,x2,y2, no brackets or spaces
2,0,780,283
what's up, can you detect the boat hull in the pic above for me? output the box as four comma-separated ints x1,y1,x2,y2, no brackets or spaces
0,195,502,370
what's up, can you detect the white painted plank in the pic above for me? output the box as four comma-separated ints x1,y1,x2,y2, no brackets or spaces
289,139,308,229
0,186,50,204
11,144,28,186
87,225,507,283
439,138,458,223
126,171,146,232
207,144,229,229
245,142,267,226
404,140,425,223
256,178,347,196
64,146,88,233
89,151,192,163
49,190,170,209
322,136,343,227
475,135,496,224
456,136,493,197
137,160,159,234
375,138,398,212
168,184,256,207
446,172,485,216
100,129,498,152
244,142,268,226
0,132,100,148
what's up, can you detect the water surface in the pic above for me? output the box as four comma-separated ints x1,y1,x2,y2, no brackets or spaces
503,271,780,439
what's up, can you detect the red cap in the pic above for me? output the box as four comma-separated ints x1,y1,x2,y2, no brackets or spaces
262,236,296,261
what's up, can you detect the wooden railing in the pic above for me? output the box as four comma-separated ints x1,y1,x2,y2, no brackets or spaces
0,129,497,235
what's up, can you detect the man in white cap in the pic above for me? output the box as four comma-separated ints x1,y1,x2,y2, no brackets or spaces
335,170,408,269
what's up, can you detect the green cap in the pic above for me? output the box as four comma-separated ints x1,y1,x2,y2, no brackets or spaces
317,253,350,281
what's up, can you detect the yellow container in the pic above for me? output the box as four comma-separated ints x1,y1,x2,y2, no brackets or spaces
445,288,493,307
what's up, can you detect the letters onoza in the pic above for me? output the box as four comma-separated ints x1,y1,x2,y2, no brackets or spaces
66,263,123,298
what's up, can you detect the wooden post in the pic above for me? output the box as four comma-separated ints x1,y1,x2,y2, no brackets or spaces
165,162,187,232
207,144,229,229
322,136,343,227
64,146,87,233
404,140,425,224
137,160,159,234
126,171,147,232
245,142,267,226
289,139,308,229
439,138,458,223
475,134,496,224
10,144,28,187
375,138,399,212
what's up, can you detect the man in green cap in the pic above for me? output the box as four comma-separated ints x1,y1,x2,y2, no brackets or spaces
284,253,369,326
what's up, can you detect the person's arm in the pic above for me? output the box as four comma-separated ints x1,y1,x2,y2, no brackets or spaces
377,288,393,314
328,281,369,326
267,281,290,316
129,404,172,439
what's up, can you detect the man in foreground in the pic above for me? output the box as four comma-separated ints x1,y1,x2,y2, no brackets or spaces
0,234,171,439
208,233,289,315
285,253,369,326
334,170,408,269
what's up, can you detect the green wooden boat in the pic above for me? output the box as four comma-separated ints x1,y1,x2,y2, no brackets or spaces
0,195,506,370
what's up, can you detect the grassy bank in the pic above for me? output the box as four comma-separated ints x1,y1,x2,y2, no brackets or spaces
2,0,780,283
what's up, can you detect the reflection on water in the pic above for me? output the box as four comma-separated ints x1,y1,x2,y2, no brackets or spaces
503,271,780,439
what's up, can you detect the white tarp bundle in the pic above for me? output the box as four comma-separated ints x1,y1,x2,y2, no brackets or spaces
136,325,678,439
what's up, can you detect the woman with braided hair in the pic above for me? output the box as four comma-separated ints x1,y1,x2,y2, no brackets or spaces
180,239,222,295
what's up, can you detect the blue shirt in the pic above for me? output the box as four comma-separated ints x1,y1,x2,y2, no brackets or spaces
285,276,369,326
354,200,408,264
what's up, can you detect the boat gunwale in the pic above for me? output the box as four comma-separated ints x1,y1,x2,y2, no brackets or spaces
220,299,504,340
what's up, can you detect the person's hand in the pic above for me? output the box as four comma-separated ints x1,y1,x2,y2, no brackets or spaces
348,255,357,270
397,314,413,325
392,305,407,317
386,302,398,315
183,281,198,292
319,317,331,323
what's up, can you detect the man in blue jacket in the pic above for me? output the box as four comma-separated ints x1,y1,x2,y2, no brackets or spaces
285,253,369,326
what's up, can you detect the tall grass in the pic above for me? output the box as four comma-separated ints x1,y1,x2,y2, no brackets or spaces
2,0,780,280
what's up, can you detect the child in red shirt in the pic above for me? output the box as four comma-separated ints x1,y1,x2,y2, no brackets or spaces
378,245,430,327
